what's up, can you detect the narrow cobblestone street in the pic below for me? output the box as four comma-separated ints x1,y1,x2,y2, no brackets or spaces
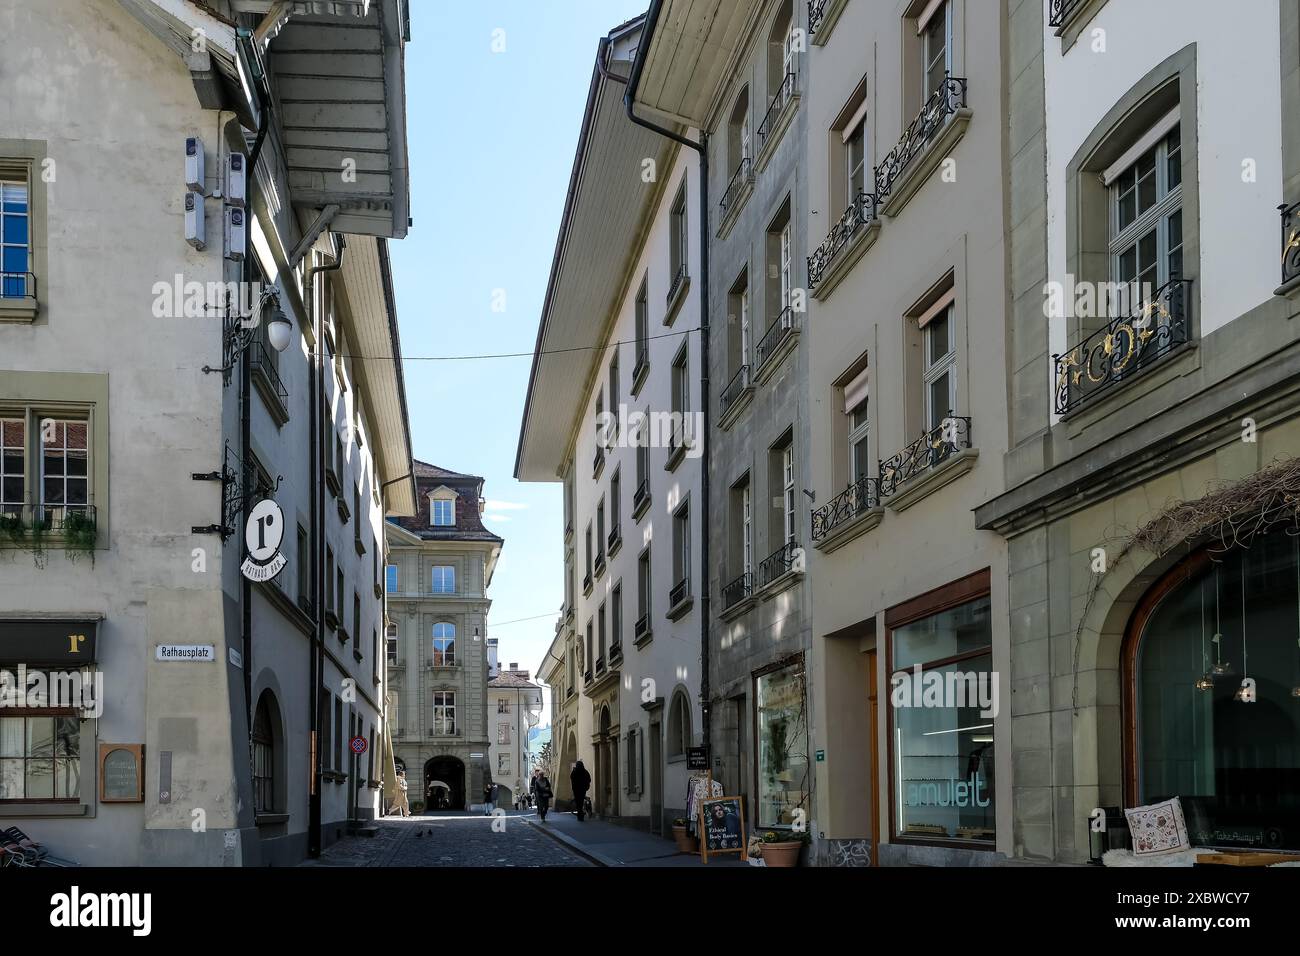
301,812,591,868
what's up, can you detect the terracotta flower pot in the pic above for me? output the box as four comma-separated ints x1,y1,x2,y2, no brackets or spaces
672,825,699,853
760,841,802,867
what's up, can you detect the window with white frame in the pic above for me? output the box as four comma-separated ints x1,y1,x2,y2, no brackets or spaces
431,565,455,594
386,564,398,593
41,419,89,511
740,284,751,365
1,417,25,514
670,184,688,288
782,444,795,546
780,222,792,311
385,623,398,664
1,175,31,298
1108,115,1183,314
849,398,871,484
920,0,952,104
497,722,510,745
923,303,956,434
431,691,456,735
740,94,752,162
497,752,510,774
742,480,753,574
431,497,454,527
431,623,455,666
847,113,868,201
497,698,510,714
672,500,690,594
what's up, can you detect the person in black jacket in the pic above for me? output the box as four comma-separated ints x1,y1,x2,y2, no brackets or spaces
570,760,592,821
534,773,554,822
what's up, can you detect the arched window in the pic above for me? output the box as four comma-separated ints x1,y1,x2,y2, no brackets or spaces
765,1,795,117
432,622,456,666
728,87,751,176
1126,530,1300,850
252,690,281,814
667,689,692,757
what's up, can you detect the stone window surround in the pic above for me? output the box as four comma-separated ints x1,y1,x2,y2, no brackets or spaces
0,138,48,324
1063,44,1201,352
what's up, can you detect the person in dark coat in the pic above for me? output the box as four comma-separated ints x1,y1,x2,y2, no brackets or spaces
534,773,554,822
570,760,592,821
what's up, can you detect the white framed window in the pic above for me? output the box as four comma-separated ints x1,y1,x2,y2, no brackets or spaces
1,177,31,298
672,500,690,590
782,444,795,546
431,498,454,527
923,304,956,433
1109,121,1183,313
741,107,752,162
742,481,753,575
497,752,510,774
385,623,398,664
921,0,952,103
497,699,510,715
847,116,868,200
41,419,89,510
431,691,456,735
1,417,25,513
431,565,456,594
779,223,792,310
497,722,511,745
431,622,455,666
781,18,796,101
740,285,751,365
849,398,871,484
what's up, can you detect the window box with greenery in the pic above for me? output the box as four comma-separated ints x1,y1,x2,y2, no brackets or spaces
1,413,101,563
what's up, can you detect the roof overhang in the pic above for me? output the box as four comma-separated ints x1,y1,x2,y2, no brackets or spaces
633,0,753,128
514,19,674,482
117,0,411,240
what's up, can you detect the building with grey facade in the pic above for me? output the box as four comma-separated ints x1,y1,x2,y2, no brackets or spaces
386,461,502,812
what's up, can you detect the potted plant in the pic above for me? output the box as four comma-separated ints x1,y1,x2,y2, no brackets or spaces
63,510,97,563
671,817,698,853
758,829,808,867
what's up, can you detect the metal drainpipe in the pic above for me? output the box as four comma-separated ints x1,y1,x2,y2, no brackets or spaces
611,4,714,761
236,30,270,795
305,235,346,856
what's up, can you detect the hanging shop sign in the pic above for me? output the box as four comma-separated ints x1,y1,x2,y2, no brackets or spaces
0,619,98,666
687,746,709,771
240,498,287,582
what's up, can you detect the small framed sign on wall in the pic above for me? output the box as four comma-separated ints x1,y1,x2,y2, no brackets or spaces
99,743,144,803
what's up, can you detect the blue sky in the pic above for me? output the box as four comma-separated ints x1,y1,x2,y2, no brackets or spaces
388,1,647,714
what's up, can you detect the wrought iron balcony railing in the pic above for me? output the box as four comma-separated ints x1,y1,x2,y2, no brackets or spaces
594,549,606,577
1282,201,1300,287
875,74,968,204
609,641,623,663
634,613,650,641
607,523,622,552
720,364,751,417
879,416,972,497
592,445,605,478
758,72,797,146
0,502,97,543
669,576,690,608
758,541,799,588
811,475,879,541
1052,278,1192,415
1048,0,1086,28
0,271,37,300
596,656,605,676
633,348,649,384
667,264,689,306
756,307,797,371
808,0,830,35
722,572,753,611
633,478,650,513
249,340,288,408
808,191,878,289
720,157,753,217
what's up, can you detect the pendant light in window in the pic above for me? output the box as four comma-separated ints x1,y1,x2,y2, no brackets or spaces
1233,556,1254,703
1210,564,1231,676
1195,577,1214,691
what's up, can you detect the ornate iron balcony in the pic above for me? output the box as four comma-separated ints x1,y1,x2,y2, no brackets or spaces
583,571,593,593
808,191,878,289
756,307,797,371
1048,0,1086,28
249,340,288,408
879,416,972,498
669,576,690,608
758,72,797,146
607,523,622,551
720,157,753,217
633,478,650,512
594,550,606,577
875,74,968,204
808,0,829,35
720,364,751,417
0,271,36,300
1052,278,1192,415
1282,201,1300,287
667,264,689,306
0,502,97,543
722,572,753,610
758,541,799,588
811,475,879,541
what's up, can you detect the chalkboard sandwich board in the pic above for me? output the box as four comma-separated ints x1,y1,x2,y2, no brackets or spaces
699,795,747,863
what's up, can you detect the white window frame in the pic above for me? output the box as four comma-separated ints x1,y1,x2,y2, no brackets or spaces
40,418,89,510
740,285,751,366
779,223,792,310
742,481,753,575
741,107,752,162
432,691,456,736
1,416,25,512
430,497,454,527
1,178,32,298
1108,122,1183,313
921,0,952,103
923,304,957,433
782,444,795,546
431,565,456,594
385,623,398,664
846,116,868,201
431,622,456,666
848,397,871,484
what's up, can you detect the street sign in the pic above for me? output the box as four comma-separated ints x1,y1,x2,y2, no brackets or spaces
349,735,368,756
240,498,287,582
687,746,708,771
155,645,215,662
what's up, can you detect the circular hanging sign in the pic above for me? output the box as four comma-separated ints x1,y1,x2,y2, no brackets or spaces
241,498,288,582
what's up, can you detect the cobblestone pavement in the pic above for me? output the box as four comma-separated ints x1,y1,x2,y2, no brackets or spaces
301,811,592,867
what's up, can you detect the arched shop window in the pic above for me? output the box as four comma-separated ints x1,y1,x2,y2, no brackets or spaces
1126,529,1300,850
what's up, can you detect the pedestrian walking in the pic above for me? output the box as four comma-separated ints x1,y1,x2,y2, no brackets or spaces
570,760,591,821
392,769,410,817
535,773,554,822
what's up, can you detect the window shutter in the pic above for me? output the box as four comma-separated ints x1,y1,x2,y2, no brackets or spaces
916,287,956,329
842,367,870,414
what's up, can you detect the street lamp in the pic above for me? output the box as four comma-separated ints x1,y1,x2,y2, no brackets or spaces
266,300,294,353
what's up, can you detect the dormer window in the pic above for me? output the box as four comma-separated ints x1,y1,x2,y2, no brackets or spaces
428,487,457,527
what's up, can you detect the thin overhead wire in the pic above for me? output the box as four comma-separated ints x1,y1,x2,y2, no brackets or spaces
337,326,701,363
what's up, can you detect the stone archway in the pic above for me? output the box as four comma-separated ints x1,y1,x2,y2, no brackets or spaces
424,755,466,811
